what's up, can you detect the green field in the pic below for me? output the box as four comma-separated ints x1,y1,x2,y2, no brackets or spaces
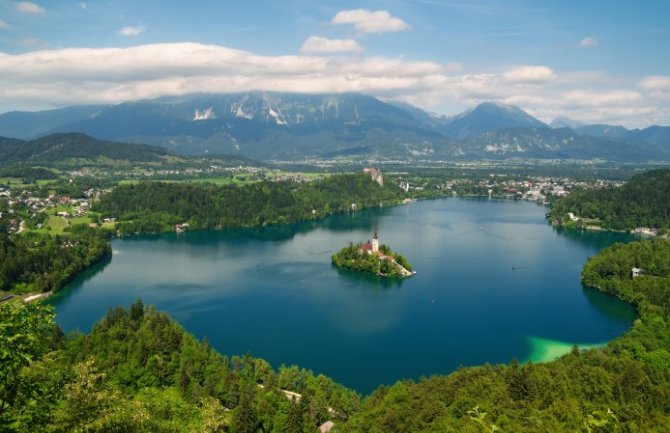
47,215,68,233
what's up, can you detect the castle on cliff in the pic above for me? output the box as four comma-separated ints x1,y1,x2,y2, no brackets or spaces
363,167,383,186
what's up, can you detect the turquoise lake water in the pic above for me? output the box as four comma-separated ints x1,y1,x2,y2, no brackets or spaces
50,198,637,393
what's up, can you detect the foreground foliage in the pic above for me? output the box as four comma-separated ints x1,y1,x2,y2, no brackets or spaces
1,300,360,432
548,168,670,230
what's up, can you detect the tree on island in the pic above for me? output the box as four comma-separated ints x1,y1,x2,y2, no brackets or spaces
332,234,413,277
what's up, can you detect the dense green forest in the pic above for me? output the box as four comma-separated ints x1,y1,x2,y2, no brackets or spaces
332,243,413,277
94,173,404,234
548,168,670,230
0,223,111,294
0,300,359,432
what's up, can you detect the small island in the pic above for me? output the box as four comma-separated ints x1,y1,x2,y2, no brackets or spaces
332,233,414,277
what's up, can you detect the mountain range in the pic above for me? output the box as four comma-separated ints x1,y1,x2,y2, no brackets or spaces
0,92,668,161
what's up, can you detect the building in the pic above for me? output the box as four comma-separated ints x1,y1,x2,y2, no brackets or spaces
631,267,646,278
371,232,379,253
361,232,380,254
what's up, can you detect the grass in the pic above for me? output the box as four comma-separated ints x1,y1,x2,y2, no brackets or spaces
70,216,92,226
100,221,117,230
0,177,27,188
47,215,68,234
118,176,255,186
51,205,76,215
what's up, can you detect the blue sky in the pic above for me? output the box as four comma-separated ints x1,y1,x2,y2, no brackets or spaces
0,0,668,126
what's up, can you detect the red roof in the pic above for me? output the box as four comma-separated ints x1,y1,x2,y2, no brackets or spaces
360,241,372,251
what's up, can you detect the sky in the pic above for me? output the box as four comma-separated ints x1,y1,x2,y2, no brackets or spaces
0,0,668,127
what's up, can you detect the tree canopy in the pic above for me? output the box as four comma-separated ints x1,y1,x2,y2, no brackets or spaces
548,169,670,230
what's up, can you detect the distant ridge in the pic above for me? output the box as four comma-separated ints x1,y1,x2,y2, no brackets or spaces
1,93,668,161
440,101,548,140
0,132,173,165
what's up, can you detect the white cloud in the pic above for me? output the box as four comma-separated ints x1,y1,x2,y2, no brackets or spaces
0,42,667,127
503,66,556,84
332,9,409,34
14,2,45,14
118,26,144,37
0,19,9,30
79,2,87,9
580,36,598,47
563,90,641,107
300,36,363,54
639,75,670,92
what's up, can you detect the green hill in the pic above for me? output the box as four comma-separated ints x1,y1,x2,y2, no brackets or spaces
0,132,174,165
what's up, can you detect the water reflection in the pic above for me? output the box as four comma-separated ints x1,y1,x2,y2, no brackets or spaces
332,265,406,290
582,285,637,323
553,226,637,250
51,255,112,301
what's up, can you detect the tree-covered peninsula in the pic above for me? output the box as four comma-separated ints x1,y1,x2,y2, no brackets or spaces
548,168,670,231
332,234,413,277
0,223,111,295
94,173,404,234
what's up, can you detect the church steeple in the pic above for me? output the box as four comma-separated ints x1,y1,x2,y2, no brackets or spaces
371,232,379,253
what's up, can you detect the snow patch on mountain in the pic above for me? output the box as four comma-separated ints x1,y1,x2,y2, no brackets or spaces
234,104,253,120
194,107,216,121
268,107,288,125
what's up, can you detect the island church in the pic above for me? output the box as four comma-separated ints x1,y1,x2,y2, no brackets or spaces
360,232,380,254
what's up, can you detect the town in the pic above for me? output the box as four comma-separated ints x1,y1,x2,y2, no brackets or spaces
0,165,626,236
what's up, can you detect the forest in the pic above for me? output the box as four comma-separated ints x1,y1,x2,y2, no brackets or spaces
548,168,670,230
0,300,360,432
94,173,404,234
0,223,111,294
3,239,669,432
332,243,413,277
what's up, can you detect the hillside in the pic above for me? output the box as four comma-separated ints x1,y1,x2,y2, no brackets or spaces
0,132,174,165
548,168,670,230
1,93,669,161
1,300,359,432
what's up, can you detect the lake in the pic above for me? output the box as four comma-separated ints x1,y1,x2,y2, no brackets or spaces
51,198,637,393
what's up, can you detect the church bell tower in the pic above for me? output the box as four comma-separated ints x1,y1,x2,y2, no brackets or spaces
371,232,379,253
